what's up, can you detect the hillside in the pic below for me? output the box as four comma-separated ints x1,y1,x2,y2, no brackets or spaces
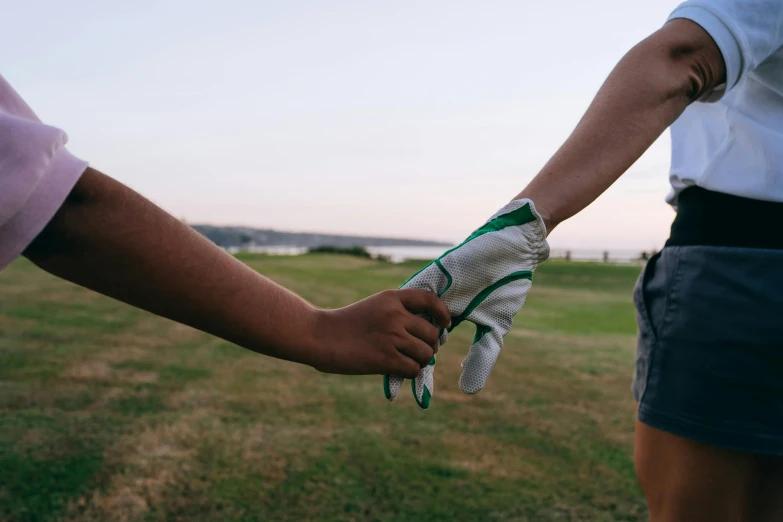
191,225,451,249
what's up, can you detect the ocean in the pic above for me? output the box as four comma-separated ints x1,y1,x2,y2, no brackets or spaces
231,245,648,264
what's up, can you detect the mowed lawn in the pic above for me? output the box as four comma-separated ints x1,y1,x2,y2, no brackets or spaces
0,254,646,522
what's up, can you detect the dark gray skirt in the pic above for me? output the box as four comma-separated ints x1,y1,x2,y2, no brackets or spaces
632,246,783,455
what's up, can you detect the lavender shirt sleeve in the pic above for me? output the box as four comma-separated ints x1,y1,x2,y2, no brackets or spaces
0,75,88,270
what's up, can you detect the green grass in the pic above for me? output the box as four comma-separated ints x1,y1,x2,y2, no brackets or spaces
0,255,646,521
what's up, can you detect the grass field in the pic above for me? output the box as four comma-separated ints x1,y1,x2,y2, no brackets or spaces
0,254,646,521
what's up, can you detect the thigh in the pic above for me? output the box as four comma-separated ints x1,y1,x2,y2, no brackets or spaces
635,419,756,522
745,455,783,522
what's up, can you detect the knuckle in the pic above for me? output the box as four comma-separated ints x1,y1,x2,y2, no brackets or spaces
412,288,430,300
379,289,397,301
392,330,408,345
384,302,405,320
395,308,411,325
419,344,434,363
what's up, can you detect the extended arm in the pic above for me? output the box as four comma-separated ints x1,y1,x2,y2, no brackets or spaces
518,19,726,230
24,168,450,377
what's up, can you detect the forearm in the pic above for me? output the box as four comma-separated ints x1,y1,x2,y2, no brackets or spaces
24,168,324,367
518,19,725,230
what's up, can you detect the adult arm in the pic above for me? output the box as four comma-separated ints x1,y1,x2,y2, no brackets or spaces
517,19,726,230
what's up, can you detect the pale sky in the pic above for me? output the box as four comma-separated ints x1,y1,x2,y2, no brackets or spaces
4,0,683,249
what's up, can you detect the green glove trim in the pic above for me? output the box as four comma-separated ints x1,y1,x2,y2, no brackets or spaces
433,260,453,296
473,324,493,344
440,204,537,258
399,204,535,290
412,378,432,409
449,270,532,330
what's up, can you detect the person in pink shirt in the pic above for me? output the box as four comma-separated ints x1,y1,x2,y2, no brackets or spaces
0,74,449,379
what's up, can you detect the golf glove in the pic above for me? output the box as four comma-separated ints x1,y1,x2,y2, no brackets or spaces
383,198,549,408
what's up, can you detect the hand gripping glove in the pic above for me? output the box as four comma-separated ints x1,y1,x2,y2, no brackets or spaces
383,199,549,409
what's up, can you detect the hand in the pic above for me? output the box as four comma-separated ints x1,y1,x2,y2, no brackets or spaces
309,289,451,376
383,199,549,408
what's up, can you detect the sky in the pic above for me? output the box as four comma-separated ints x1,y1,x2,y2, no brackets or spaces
3,0,683,249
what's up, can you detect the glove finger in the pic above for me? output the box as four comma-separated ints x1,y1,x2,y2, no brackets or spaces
439,327,449,347
458,326,503,395
457,275,531,394
384,374,405,401
412,355,436,409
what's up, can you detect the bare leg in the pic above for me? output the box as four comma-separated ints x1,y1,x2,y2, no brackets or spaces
635,419,757,522
744,455,783,522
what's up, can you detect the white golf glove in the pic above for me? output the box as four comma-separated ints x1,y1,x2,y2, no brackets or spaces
383,198,549,409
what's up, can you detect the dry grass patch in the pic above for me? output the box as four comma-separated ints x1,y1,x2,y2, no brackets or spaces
62,360,113,381
164,388,219,410
62,360,158,384
446,431,545,479
64,410,327,522
92,345,152,365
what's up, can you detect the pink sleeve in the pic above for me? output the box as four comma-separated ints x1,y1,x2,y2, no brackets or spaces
0,75,88,270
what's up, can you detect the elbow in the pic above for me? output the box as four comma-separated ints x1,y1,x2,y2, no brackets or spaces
637,19,727,105
669,43,723,102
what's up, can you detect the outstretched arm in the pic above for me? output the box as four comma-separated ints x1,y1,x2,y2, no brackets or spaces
381,19,729,407
518,19,726,231
24,167,450,377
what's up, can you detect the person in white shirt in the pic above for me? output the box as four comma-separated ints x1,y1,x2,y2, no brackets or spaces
498,0,783,519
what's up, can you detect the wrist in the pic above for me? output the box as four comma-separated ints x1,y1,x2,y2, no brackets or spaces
515,197,555,236
303,307,339,372
255,303,332,371
537,207,555,235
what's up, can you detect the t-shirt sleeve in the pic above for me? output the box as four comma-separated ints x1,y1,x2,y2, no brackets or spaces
668,0,783,100
0,75,88,270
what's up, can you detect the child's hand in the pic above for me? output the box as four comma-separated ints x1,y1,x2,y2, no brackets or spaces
309,289,450,376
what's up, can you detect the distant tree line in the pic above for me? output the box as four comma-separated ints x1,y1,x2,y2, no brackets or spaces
307,245,391,262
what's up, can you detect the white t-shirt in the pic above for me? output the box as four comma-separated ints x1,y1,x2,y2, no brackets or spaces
666,0,783,205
